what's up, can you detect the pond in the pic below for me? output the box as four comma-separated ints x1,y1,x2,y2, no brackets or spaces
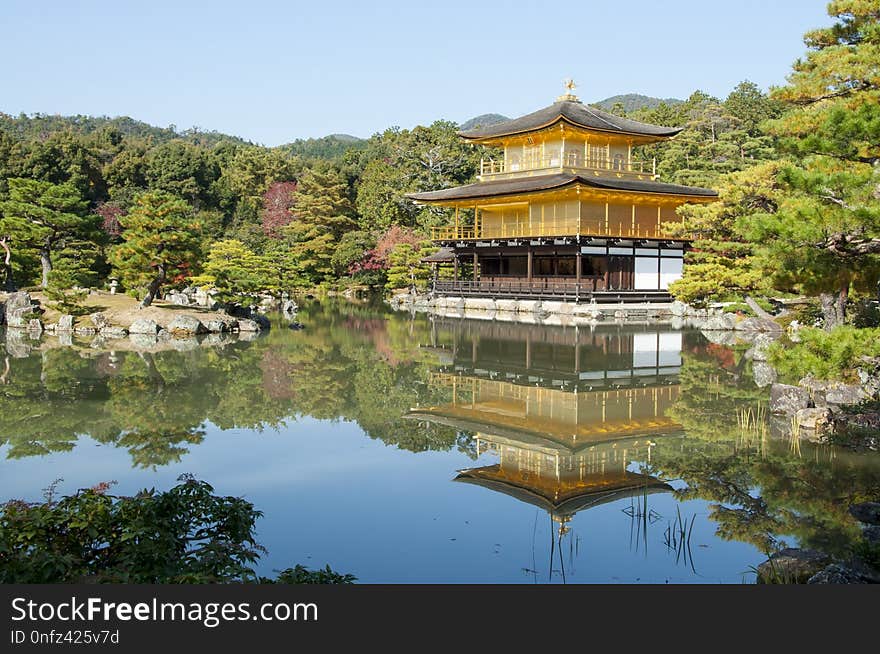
1,300,879,583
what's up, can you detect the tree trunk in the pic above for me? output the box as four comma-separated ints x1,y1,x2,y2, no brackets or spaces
39,247,52,288
820,281,849,331
0,238,15,291
140,265,166,308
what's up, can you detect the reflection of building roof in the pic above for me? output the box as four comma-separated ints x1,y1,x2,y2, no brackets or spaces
458,100,682,141
407,172,717,203
406,402,682,452
455,467,673,519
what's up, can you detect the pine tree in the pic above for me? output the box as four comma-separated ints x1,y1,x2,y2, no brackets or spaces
282,166,356,286
741,1,880,328
0,178,91,287
109,191,201,307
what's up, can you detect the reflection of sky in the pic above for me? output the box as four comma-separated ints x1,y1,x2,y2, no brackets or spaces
0,417,764,583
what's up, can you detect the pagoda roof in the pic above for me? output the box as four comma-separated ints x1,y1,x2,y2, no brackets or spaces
454,466,673,518
458,99,682,141
407,172,718,203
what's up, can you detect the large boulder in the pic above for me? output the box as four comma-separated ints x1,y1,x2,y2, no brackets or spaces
3,291,33,321
825,384,869,407
101,326,128,339
27,319,43,334
770,383,811,415
128,318,160,335
57,314,74,332
756,548,831,584
167,314,207,335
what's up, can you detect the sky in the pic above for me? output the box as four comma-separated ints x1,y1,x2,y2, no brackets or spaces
0,0,832,146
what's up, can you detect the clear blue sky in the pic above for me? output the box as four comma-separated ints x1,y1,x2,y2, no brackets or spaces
1,0,831,145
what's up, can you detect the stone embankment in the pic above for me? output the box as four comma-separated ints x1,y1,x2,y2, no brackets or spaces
1,291,274,355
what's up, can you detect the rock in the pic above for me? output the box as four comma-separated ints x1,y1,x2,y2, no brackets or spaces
237,318,261,332
752,362,778,388
849,502,880,526
807,563,874,584
795,407,832,433
89,335,107,350
825,384,868,406
281,299,297,316
101,326,128,339
90,312,110,329
74,326,96,336
57,314,74,332
749,333,776,361
167,314,207,335
770,383,812,415
613,309,627,320
205,320,229,333
129,318,160,335
734,317,782,333
756,548,831,584
670,300,688,317
27,318,43,334
167,291,191,306
3,291,34,325
288,321,305,330
157,329,171,342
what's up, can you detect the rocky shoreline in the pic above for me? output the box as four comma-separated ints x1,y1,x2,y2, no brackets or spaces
0,290,280,355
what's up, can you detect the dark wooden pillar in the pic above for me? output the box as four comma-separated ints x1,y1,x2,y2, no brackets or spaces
527,247,533,281
473,251,479,283
576,250,582,301
453,256,459,285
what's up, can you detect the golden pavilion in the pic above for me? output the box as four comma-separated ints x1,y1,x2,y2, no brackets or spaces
408,82,717,302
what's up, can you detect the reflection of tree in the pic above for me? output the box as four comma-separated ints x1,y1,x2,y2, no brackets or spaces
0,299,458,466
650,347,880,557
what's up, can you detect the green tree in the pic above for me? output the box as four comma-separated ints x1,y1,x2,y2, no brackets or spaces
385,241,435,291
191,239,267,304
283,166,357,285
667,162,781,304
109,191,202,307
0,178,91,287
740,1,880,328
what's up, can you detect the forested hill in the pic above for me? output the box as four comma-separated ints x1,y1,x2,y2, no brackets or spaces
0,112,250,147
277,133,365,160
458,113,509,131
593,94,683,113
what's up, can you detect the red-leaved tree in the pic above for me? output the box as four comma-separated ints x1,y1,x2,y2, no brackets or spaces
261,181,297,237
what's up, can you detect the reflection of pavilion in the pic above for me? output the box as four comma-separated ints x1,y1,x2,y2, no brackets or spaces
410,321,683,533
423,318,684,391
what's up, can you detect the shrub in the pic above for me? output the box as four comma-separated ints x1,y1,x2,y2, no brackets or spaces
0,475,354,584
767,326,880,382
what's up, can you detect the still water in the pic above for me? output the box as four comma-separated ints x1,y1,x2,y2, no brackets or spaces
1,301,879,583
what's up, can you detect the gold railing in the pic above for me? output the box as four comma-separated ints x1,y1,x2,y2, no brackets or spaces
480,155,654,177
432,219,668,241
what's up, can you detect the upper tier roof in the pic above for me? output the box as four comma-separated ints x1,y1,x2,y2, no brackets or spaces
459,99,682,141
407,172,718,203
